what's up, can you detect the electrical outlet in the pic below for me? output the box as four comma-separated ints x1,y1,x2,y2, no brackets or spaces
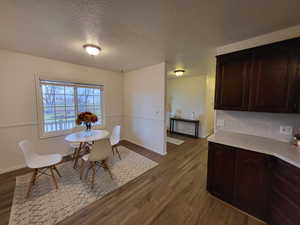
216,119,225,127
280,126,293,135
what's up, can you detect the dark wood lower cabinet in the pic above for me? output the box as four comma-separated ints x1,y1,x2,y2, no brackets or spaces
207,142,300,224
234,150,271,220
270,159,300,225
207,143,235,203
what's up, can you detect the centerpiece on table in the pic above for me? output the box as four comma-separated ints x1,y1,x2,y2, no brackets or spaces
76,112,98,131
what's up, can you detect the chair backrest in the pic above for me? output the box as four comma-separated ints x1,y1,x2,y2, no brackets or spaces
18,140,38,167
89,138,111,161
110,125,121,146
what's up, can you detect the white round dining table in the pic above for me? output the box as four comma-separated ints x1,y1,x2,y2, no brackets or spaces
65,129,110,168
65,129,110,143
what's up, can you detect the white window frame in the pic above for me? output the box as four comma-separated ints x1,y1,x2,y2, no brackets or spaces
35,75,106,139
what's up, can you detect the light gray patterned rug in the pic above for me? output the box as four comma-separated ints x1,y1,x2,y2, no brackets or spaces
9,146,158,225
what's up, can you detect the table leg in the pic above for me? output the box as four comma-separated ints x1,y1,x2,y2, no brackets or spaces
73,142,83,169
173,120,176,133
195,122,199,138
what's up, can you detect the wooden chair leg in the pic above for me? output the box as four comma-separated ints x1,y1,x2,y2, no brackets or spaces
53,165,61,177
111,146,115,156
32,168,38,185
72,147,78,159
73,149,79,168
91,163,96,189
85,162,93,180
80,157,84,168
50,166,58,189
73,142,83,169
116,147,121,160
80,160,86,180
102,160,113,179
26,169,37,198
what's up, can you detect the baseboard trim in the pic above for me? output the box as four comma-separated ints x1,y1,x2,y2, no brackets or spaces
0,153,71,175
0,164,27,175
167,129,209,138
0,141,167,175
122,138,166,155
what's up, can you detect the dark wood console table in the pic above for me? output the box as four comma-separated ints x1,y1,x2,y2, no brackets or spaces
169,117,199,138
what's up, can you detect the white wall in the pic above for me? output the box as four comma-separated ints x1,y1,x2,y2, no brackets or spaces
0,49,123,173
167,76,206,137
204,55,216,136
166,51,216,138
215,25,300,142
123,63,166,155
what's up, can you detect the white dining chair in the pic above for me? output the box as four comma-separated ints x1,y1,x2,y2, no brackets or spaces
69,142,80,158
80,139,113,189
18,140,63,198
110,125,121,159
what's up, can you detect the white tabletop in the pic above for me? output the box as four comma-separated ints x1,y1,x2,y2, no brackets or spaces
65,130,110,143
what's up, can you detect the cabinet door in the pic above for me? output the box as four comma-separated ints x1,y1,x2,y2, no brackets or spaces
270,159,300,225
214,51,252,110
249,41,299,112
234,150,271,221
207,143,236,203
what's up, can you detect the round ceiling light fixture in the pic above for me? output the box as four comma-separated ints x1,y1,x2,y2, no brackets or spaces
174,69,185,77
83,44,101,56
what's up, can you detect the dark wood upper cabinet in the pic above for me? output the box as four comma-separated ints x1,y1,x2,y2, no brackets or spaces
215,51,252,110
234,150,271,220
249,41,299,112
214,37,300,113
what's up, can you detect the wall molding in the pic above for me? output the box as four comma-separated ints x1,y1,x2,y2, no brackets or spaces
123,115,164,121
0,121,38,129
0,114,122,129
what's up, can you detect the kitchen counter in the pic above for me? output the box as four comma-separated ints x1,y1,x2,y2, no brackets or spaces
208,131,300,169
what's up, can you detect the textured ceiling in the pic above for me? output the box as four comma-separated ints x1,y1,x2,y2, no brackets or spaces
1,0,300,76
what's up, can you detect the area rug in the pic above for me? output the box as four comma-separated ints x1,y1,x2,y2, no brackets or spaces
9,146,158,225
167,136,185,145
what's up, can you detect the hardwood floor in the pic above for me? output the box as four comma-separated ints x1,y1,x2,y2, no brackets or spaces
0,135,265,225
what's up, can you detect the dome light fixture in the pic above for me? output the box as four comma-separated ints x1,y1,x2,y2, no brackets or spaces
83,44,101,56
174,69,185,77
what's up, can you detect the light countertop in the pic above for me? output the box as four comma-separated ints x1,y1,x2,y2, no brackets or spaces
208,131,300,169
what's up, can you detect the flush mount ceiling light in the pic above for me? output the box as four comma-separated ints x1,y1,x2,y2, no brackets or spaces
174,69,185,77
83,44,101,56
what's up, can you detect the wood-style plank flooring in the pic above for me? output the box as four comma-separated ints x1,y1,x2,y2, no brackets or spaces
0,135,265,225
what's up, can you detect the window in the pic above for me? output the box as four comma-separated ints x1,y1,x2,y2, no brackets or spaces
39,80,103,136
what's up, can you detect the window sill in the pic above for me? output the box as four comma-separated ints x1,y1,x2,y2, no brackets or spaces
39,125,105,139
